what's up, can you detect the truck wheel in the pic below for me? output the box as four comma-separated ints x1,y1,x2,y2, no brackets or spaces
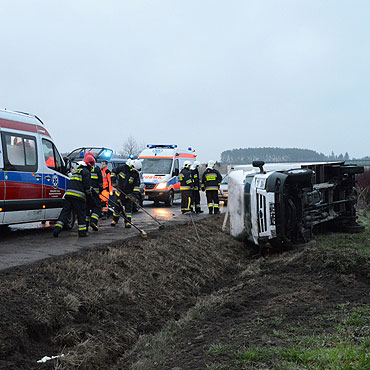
286,169,313,183
340,166,364,175
342,224,365,233
165,190,174,207
63,211,76,230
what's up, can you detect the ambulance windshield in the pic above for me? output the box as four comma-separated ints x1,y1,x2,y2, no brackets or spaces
141,158,172,175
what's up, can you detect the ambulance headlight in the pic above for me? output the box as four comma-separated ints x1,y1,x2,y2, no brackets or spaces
156,182,167,190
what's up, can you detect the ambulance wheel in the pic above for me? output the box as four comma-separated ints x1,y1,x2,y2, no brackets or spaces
165,190,174,207
64,211,76,230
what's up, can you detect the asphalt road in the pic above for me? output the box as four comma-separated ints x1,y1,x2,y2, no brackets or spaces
0,195,226,271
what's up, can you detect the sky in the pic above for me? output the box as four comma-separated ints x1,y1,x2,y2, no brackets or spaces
0,0,369,163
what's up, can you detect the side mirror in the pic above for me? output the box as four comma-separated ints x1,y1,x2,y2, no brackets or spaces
63,157,72,174
252,161,265,173
172,168,179,177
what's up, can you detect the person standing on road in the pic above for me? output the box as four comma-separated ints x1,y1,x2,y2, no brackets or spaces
111,159,141,228
190,161,203,214
201,160,222,214
180,161,194,214
85,152,103,231
53,153,94,237
100,160,113,219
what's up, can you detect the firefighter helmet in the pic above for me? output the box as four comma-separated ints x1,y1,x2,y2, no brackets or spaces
207,160,215,169
83,153,96,167
133,160,142,171
193,160,200,168
184,160,191,168
126,158,133,166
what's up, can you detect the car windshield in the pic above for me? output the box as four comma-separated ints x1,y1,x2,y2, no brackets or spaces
141,158,172,174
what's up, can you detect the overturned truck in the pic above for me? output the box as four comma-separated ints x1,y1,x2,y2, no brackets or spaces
228,161,364,248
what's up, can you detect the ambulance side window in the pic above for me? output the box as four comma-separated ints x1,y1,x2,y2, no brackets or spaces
42,139,63,173
172,159,179,177
1,132,37,172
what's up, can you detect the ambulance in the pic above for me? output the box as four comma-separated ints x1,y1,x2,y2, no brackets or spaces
138,144,196,206
0,109,73,228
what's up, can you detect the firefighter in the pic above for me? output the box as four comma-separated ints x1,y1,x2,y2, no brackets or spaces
180,160,194,214
111,159,139,228
53,153,94,237
190,160,203,213
85,152,103,231
100,160,113,219
201,160,222,214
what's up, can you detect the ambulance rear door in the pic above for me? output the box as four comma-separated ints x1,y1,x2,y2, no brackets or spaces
0,133,4,223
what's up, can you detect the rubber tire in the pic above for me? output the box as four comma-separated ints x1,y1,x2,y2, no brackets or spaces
342,224,365,233
340,166,364,175
63,211,76,230
286,169,313,184
165,190,174,207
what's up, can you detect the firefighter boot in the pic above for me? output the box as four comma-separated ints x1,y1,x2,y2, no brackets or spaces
111,220,117,227
208,207,213,215
53,222,63,237
214,206,220,215
90,221,98,231
78,230,88,237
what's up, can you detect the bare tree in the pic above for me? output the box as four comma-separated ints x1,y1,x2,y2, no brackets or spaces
119,136,145,158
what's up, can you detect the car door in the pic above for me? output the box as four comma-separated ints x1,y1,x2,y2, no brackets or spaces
41,138,68,219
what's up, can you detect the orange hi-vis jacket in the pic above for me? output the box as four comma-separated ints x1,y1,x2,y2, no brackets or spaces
102,167,113,193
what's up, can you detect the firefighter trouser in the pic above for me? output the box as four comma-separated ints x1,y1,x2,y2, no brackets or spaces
181,190,193,212
54,197,87,236
86,191,102,227
192,190,201,212
206,190,220,214
113,193,132,224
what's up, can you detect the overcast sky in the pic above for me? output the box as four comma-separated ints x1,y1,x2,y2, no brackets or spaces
0,0,369,162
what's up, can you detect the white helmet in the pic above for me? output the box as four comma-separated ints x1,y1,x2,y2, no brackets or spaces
126,158,133,166
183,160,191,168
133,159,142,171
207,160,215,169
190,160,200,170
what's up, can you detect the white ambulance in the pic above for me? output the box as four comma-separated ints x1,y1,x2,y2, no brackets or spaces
138,144,196,206
0,109,73,228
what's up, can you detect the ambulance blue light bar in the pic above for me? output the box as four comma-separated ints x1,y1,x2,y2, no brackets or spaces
147,144,178,149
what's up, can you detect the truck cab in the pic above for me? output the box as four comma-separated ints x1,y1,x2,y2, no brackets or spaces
229,161,364,248
139,144,196,206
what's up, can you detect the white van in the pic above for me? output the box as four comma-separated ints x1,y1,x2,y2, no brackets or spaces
138,144,196,206
0,109,72,227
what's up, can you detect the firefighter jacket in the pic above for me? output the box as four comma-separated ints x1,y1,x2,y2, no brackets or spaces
180,168,194,190
112,164,131,190
101,167,113,193
190,168,201,190
122,168,141,195
65,165,92,201
90,165,103,194
201,168,222,191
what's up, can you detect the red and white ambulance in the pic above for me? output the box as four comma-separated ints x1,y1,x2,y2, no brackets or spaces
0,109,72,227
139,144,196,206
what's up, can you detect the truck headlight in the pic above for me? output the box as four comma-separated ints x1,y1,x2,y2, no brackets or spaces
156,182,167,190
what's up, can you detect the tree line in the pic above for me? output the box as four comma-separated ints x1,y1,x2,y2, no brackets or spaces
220,147,352,164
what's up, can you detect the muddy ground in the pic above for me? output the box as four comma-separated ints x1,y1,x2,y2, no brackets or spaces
0,215,369,369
